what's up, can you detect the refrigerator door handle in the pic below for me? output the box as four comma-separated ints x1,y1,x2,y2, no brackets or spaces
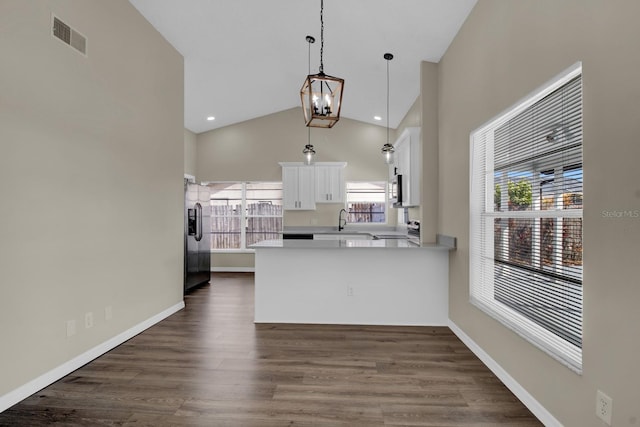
195,202,203,242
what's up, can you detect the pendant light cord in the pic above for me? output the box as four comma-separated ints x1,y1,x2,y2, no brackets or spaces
319,0,324,74
386,55,390,145
308,37,312,143
308,36,312,75
306,36,314,145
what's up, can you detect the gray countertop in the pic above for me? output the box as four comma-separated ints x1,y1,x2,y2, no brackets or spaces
251,239,451,250
283,226,401,234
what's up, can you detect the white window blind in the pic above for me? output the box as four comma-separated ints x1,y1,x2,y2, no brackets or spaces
470,63,583,373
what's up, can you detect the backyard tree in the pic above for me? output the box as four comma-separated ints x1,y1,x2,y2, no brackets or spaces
508,179,532,210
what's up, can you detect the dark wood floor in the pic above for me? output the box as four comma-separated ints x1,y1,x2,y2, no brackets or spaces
0,273,542,426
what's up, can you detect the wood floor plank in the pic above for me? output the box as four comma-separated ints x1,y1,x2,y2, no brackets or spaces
0,272,541,426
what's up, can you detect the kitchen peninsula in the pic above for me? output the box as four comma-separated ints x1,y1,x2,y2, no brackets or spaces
252,233,452,326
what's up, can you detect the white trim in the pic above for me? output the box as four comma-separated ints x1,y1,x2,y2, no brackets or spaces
211,249,256,254
211,267,255,273
448,320,562,427
0,301,185,413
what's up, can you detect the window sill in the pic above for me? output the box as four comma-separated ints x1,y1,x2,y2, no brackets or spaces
211,249,256,254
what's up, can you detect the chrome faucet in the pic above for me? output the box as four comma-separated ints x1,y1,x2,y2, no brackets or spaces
338,208,347,231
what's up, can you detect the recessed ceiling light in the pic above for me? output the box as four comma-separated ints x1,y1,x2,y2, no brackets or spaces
374,116,382,121
206,116,215,121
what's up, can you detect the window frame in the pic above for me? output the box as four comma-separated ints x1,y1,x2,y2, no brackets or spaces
344,181,389,226
207,181,283,253
469,62,583,373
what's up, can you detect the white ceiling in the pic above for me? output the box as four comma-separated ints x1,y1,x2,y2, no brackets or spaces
129,0,477,134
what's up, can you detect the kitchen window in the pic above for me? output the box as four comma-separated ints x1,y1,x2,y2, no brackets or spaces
470,63,583,373
208,182,283,251
346,181,387,224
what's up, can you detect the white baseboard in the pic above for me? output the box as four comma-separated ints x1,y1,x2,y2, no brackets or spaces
0,301,185,413
448,320,562,427
211,267,254,273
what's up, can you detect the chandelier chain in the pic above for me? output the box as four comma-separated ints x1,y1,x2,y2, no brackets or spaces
319,0,324,74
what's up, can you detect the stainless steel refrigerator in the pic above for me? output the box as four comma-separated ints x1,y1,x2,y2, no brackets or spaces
184,179,211,293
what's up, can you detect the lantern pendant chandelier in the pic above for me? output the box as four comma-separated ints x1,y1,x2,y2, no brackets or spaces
381,53,395,164
300,0,344,128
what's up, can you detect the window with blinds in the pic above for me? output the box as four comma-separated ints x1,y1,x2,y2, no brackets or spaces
470,63,583,373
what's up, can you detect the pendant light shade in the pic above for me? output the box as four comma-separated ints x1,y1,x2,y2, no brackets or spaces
381,53,394,164
382,142,394,165
303,142,316,165
300,0,344,128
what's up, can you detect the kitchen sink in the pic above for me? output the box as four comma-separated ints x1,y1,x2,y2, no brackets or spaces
313,233,375,240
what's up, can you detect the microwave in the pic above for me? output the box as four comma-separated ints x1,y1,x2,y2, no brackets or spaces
390,174,403,207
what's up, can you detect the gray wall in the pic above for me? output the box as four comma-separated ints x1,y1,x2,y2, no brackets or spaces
0,0,184,397
440,1,640,425
184,128,197,178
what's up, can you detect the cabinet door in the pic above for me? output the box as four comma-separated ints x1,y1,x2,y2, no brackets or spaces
392,127,421,207
297,166,316,209
315,165,344,203
282,166,316,210
282,166,300,210
404,128,420,206
400,141,411,205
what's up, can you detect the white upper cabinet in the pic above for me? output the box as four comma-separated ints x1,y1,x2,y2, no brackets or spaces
280,163,316,210
315,163,346,203
393,127,421,207
280,162,347,210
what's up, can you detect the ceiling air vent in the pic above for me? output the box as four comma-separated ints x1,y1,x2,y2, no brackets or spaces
52,16,87,56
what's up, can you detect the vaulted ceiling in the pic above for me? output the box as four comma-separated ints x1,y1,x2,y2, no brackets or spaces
129,0,477,134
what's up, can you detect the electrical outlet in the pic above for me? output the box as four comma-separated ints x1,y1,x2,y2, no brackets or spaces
66,320,76,337
347,286,354,296
596,390,613,425
105,305,113,321
85,312,93,329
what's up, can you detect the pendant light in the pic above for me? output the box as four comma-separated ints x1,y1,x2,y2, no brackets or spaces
381,53,394,164
302,36,316,165
303,140,316,165
300,0,344,128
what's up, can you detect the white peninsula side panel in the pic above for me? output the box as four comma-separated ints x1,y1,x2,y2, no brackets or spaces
254,245,448,326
